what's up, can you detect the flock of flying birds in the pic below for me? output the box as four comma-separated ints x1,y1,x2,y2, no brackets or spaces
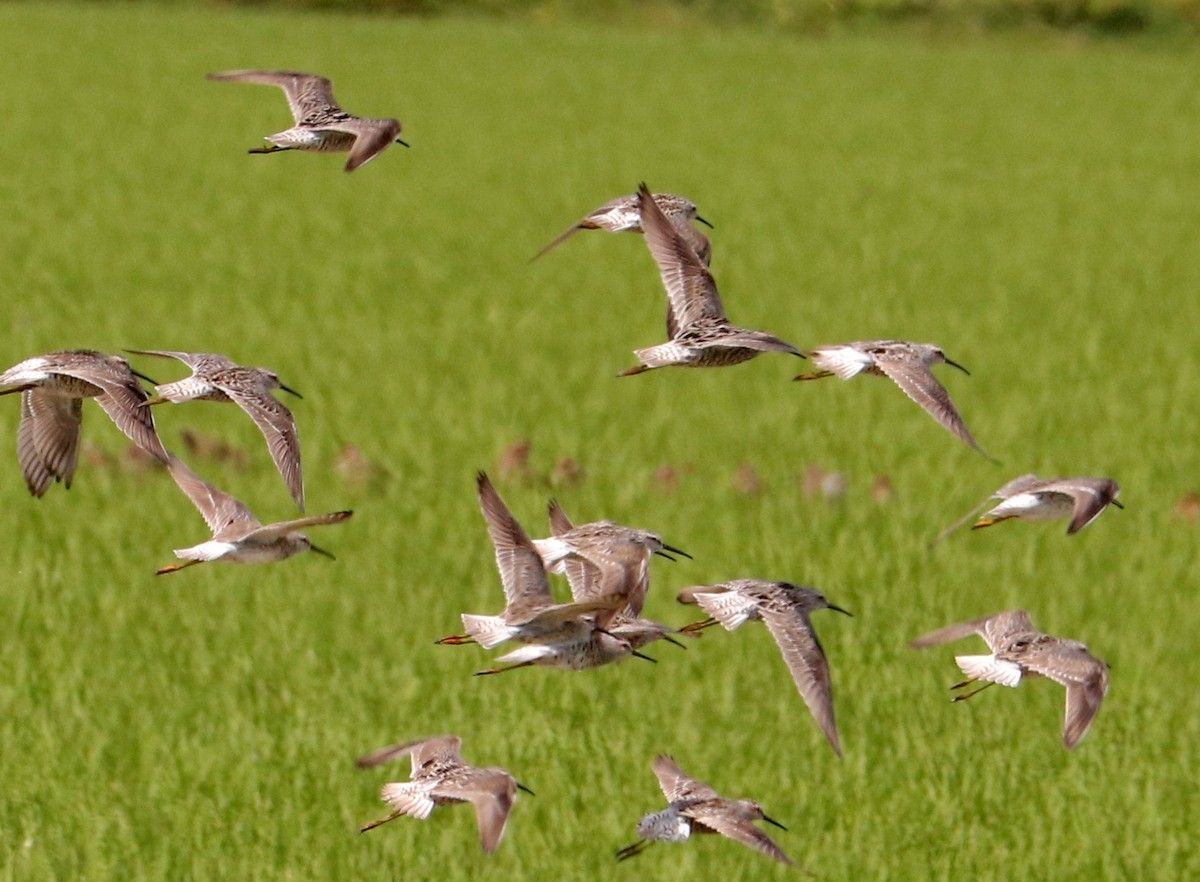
3,69,1128,869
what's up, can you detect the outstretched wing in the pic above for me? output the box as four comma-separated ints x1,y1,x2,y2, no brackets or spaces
208,70,340,124
637,183,725,330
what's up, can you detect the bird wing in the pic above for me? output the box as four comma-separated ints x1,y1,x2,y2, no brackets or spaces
760,604,842,757
222,385,304,511
1041,478,1120,534
873,352,985,455
476,473,555,617
319,118,402,172
1021,642,1110,749
691,811,794,866
637,183,725,329
909,614,996,650
439,768,519,854
546,498,574,535
243,510,351,543
53,359,167,462
124,349,236,371
164,453,259,536
356,735,464,772
207,70,339,124
688,326,802,355
652,755,719,802
16,390,83,496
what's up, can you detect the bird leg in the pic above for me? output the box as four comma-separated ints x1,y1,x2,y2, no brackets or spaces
435,634,476,646
971,516,1012,530
793,370,834,381
155,560,203,575
248,145,288,154
679,616,719,633
950,679,995,702
474,661,534,676
615,839,650,861
618,364,650,377
359,809,405,833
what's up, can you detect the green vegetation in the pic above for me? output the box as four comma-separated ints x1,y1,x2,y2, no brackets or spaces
1,2,1198,879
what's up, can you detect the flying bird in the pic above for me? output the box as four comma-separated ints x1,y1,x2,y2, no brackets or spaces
934,474,1122,542
357,735,531,854
126,349,305,510
615,755,800,869
435,473,633,667
679,580,850,757
155,453,350,574
0,349,167,496
620,183,804,376
208,70,407,172
533,191,713,265
795,339,990,458
910,609,1110,749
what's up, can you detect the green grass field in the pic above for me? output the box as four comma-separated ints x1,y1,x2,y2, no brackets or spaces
1,3,1198,879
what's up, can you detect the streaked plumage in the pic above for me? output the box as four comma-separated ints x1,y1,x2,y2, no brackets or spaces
795,339,989,458
127,349,304,510
533,499,692,650
208,70,407,172
620,183,804,376
910,610,1110,749
678,580,850,757
0,349,168,496
533,191,713,265
616,755,799,869
533,499,688,625
436,473,623,650
357,735,529,854
155,453,350,574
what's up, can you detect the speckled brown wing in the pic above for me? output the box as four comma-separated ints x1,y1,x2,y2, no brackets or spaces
873,350,984,455
638,183,726,330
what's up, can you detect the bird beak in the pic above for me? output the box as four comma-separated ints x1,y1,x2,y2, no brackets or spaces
762,814,788,831
309,544,336,560
695,214,714,229
131,369,159,385
828,603,853,617
662,634,686,649
396,138,410,147
631,650,657,663
517,783,536,796
659,543,692,560
1112,499,1125,509
279,383,303,399
944,357,971,376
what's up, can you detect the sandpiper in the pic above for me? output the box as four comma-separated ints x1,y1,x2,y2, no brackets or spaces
533,498,689,627
910,609,1110,749
533,191,713,265
679,580,850,757
794,339,989,458
0,349,167,496
208,70,407,172
127,349,305,510
616,755,800,868
436,473,624,650
972,475,1120,536
620,183,804,376
357,735,531,853
155,453,350,574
